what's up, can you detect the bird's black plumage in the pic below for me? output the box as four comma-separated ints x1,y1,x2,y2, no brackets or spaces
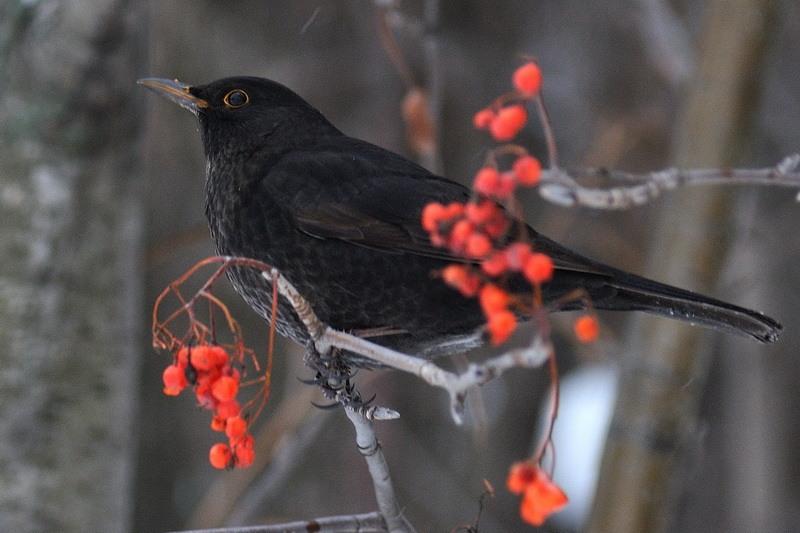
141,76,781,362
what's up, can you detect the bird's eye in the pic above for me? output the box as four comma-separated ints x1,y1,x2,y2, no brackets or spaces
223,89,249,109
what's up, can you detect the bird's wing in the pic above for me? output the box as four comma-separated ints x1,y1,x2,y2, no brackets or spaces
261,140,606,274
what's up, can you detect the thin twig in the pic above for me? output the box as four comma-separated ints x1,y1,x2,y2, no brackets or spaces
171,511,387,533
344,408,416,533
538,154,800,209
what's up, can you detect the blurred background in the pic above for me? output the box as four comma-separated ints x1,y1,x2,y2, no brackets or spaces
1,1,798,532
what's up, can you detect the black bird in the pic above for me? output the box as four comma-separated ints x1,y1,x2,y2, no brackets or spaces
139,76,781,363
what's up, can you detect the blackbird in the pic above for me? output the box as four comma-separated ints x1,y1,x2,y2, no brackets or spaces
140,76,781,362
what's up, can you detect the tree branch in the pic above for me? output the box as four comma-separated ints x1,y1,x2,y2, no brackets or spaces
266,271,552,423
539,153,800,209
344,408,416,533
170,511,387,533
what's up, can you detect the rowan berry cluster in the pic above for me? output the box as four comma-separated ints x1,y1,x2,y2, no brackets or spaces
422,61,599,346
506,462,568,526
162,343,255,469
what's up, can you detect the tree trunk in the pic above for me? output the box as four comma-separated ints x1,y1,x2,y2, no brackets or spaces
588,1,775,531
0,1,143,532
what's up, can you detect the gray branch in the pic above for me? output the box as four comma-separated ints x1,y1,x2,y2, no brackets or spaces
267,271,552,424
539,154,800,209
171,511,387,533
344,408,416,533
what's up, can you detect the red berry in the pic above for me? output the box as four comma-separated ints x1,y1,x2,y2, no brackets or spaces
479,284,510,315
507,461,539,494
208,345,229,368
234,444,255,468
209,443,232,469
449,219,476,251
523,253,554,284
496,172,517,198
465,232,493,258
481,251,509,276
487,310,517,345
574,315,600,343
162,364,187,396
465,200,497,225
212,376,239,402
513,62,543,96
421,202,446,232
210,416,226,432
176,346,190,368
225,416,248,442
505,242,532,270
442,264,469,288
443,202,465,219
473,108,496,129
190,345,213,371
489,105,527,141
442,264,481,297
216,400,241,419
513,155,542,186
473,167,501,197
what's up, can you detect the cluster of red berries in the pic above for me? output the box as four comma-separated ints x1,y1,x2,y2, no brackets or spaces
162,343,255,469
422,60,600,347
506,462,568,526
473,62,543,142
421,180,553,345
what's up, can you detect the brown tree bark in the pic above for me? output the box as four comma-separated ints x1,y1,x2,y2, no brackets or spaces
588,1,775,531
0,1,144,531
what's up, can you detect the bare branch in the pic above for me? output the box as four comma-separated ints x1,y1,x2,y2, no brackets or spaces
344,408,416,533
539,154,800,209
266,272,552,423
170,511,387,533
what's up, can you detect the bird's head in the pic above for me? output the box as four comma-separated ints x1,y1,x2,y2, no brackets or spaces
138,76,338,159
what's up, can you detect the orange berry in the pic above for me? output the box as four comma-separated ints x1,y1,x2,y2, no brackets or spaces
238,433,255,449
421,202,446,232
162,364,187,396
523,253,554,284
210,416,226,432
465,232,493,258
496,172,517,198
505,242,532,270
234,444,255,468
216,400,241,419
473,108,496,129
190,345,213,371
176,346,190,368
479,284,510,315
208,345,229,368
225,416,248,442
442,264,469,288
443,202,465,219
519,470,568,526
212,376,239,402
513,155,542,186
465,200,497,225
481,251,509,276
489,105,527,141
473,167,501,197
487,309,517,345
449,219,476,251
483,212,510,238
512,62,542,96
507,461,538,494
209,443,232,469
574,315,600,343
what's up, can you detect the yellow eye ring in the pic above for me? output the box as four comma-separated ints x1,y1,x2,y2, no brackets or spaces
223,89,249,109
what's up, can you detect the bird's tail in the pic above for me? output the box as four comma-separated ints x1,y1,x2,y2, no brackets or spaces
594,269,782,344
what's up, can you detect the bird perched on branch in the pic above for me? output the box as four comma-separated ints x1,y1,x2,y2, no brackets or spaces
140,76,781,362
